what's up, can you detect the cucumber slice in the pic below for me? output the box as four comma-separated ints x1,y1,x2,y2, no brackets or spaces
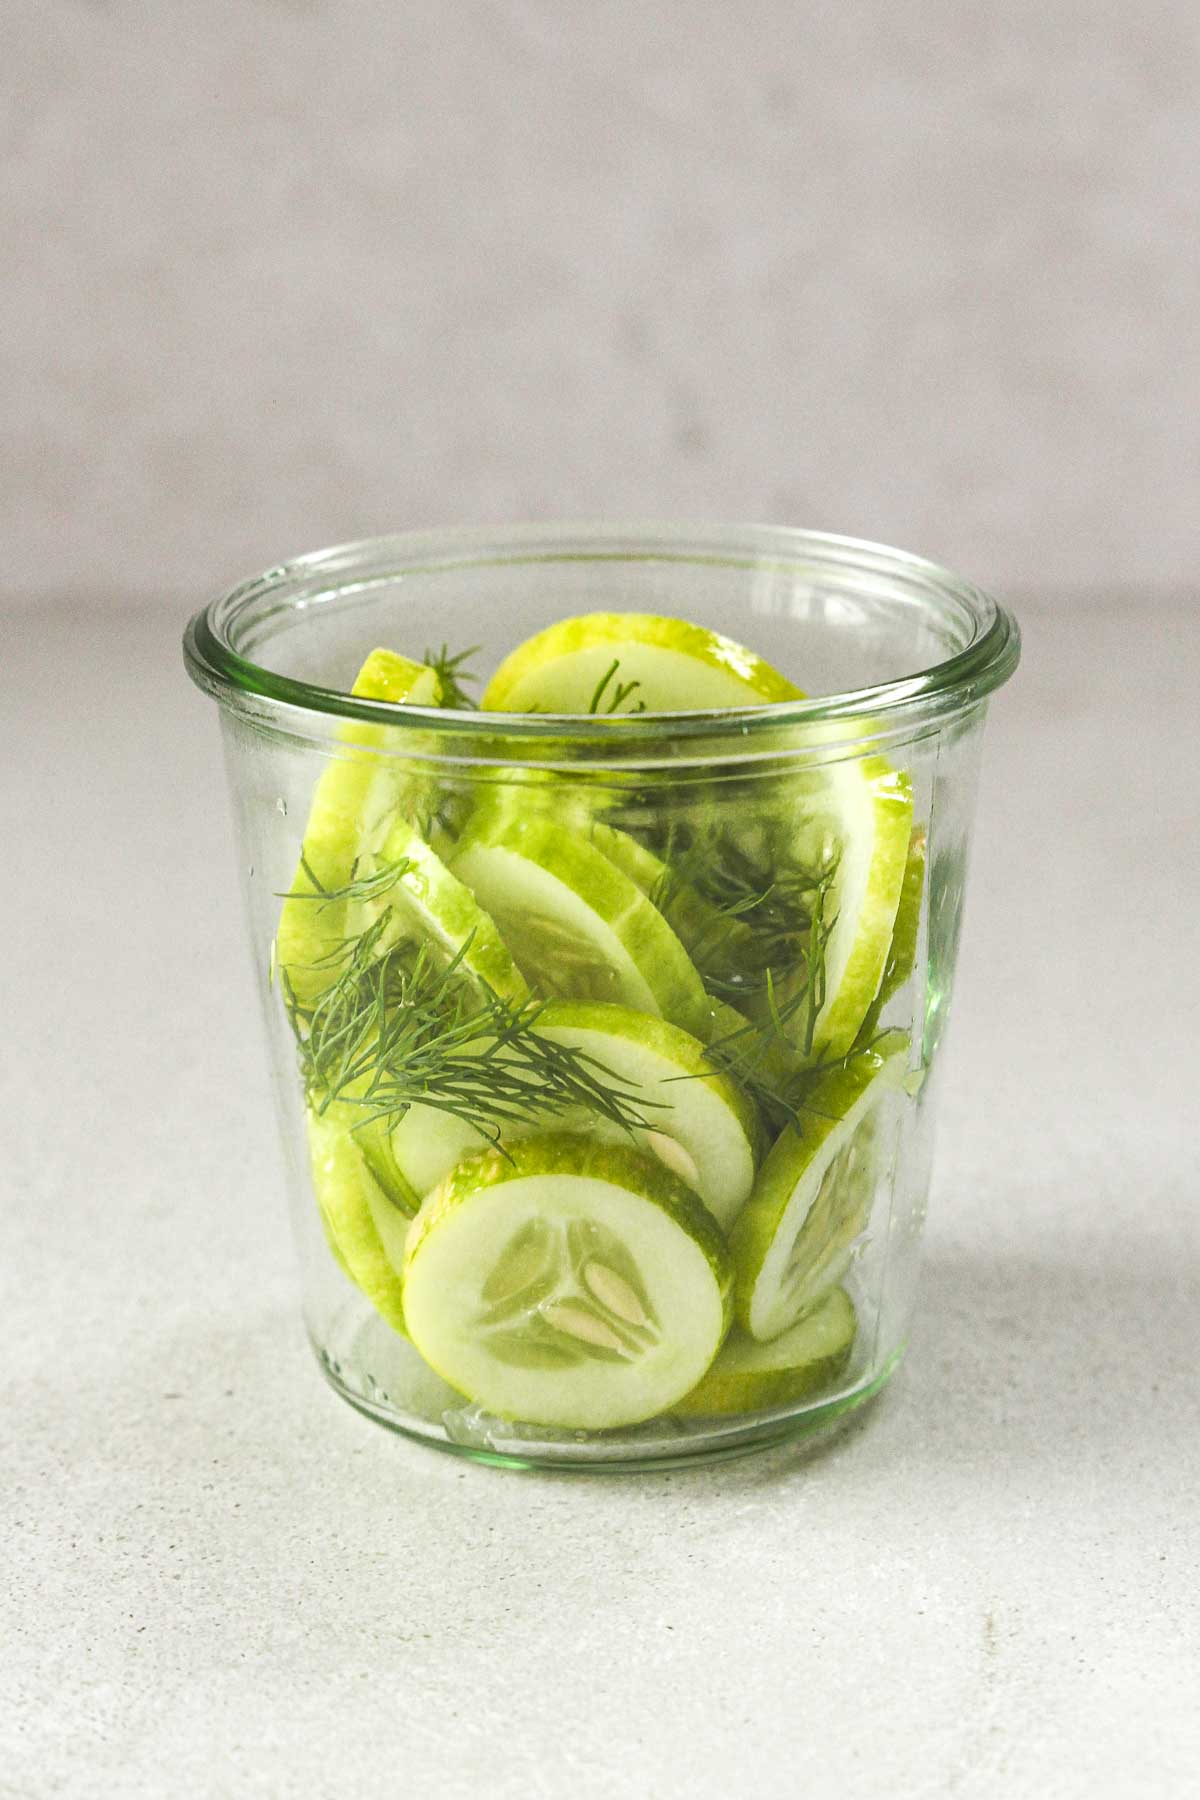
739,755,914,1064
355,1116,422,1218
856,822,927,1044
402,1135,733,1429
388,1001,759,1223
306,1108,409,1335
448,813,710,1036
531,1003,758,1230
375,816,528,1004
675,1287,857,1415
731,1031,908,1341
481,612,802,714
588,821,759,992
276,649,441,1003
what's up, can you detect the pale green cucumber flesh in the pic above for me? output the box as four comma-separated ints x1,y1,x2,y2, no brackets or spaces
731,1033,908,1341
482,612,802,713
448,817,709,1035
402,1135,733,1430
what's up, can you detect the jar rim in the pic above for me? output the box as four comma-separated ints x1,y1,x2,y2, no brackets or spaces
183,521,1020,750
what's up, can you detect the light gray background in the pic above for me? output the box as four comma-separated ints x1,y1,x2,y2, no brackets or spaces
3,0,1198,607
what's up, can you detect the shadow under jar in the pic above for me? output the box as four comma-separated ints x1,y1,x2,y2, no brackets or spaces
184,524,1019,1471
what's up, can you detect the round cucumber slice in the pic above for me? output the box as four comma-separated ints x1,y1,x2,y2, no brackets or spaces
675,1287,857,1415
402,1135,733,1429
306,1108,410,1335
481,612,802,714
276,649,441,1002
448,813,709,1035
731,1031,908,1341
385,1001,758,1229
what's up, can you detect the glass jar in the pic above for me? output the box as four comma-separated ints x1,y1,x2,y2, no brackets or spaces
184,524,1019,1471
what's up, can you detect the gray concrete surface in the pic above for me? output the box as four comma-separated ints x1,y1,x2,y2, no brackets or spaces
4,1,1199,606
3,602,1197,1796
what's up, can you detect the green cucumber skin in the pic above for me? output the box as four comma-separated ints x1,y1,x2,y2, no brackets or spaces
856,822,928,1045
306,1109,409,1336
803,758,914,1064
355,1116,422,1218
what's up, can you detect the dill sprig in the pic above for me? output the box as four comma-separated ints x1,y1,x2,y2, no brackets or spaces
649,830,839,1057
641,826,842,1131
697,982,807,1134
588,658,647,715
425,644,481,711
276,851,416,910
281,912,655,1146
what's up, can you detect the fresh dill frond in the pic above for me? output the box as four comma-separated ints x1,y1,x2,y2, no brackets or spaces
649,829,839,1039
645,825,844,1130
697,994,806,1135
276,852,416,910
588,658,647,716
282,912,656,1146
424,643,481,711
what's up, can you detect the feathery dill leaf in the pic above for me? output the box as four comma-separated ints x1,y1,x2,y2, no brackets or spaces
424,644,481,711
281,911,655,1145
588,659,647,715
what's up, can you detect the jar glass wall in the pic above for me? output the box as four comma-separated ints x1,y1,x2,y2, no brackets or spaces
185,525,1018,1470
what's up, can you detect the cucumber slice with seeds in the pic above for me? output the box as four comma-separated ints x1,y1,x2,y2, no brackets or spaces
530,1003,759,1230
731,1031,908,1341
403,1135,733,1429
449,813,709,1036
385,1001,758,1227
675,1287,857,1415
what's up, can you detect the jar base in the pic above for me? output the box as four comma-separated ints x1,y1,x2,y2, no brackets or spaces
311,1323,906,1474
